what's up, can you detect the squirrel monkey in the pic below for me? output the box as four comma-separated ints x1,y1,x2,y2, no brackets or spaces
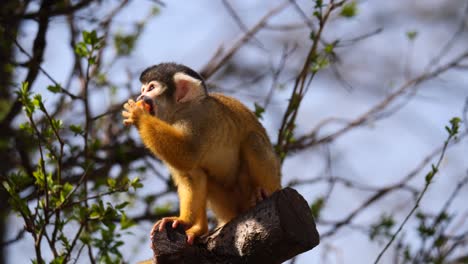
122,63,281,244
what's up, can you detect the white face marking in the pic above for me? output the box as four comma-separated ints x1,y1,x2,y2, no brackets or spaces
140,81,165,99
173,72,204,103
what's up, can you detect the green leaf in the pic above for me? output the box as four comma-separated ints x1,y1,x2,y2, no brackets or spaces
33,164,45,188
63,182,73,194
279,150,286,160
449,117,461,135
435,212,449,224
425,170,434,184
324,43,335,54
415,211,426,220
254,102,265,119
47,84,62,93
89,56,96,65
51,118,64,131
75,42,89,58
19,122,34,134
59,182,73,204
313,10,321,20
417,224,435,238
59,233,71,250
83,30,99,46
434,235,447,248
311,55,329,73
445,126,452,135
314,0,323,8
403,246,412,261
406,30,418,41
309,31,316,40
310,197,325,218
80,231,91,244
107,178,116,189
115,202,129,210
2,181,13,196
21,81,29,94
369,214,395,240
8,171,33,189
131,177,143,190
114,33,137,56
69,124,83,135
89,211,101,220
341,1,358,18
17,82,36,116
51,255,66,264
96,73,108,86
120,212,135,230
151,6,161,16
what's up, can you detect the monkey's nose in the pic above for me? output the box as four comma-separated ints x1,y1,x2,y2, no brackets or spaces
136,94,144,101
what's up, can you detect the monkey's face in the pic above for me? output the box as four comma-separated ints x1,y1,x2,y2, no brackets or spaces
138,63,208,121
137,81,163,114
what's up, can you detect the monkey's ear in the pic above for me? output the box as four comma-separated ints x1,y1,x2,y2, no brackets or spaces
173,72,205,103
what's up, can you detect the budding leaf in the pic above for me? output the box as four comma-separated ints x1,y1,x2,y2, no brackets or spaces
254,102,265,119
341,2,358,18
48,84,62,93
406,30,418,41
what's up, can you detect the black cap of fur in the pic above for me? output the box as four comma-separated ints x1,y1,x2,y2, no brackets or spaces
139,63,206,96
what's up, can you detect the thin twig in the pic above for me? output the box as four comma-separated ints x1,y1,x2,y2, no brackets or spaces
11,37,79,100
221,0,264,49
200,1,290,79
374,121,460,263
319,131,467,238
0,228,26,247
291,50,468,151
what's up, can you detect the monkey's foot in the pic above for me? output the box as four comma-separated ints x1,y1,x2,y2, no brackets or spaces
184,224,208,245
152,216,185,234
255,188,268,203
151,217,205,245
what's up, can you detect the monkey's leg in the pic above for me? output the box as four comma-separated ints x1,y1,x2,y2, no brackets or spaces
153,169,208,244
241,132,281,202
207,182,241,227
178,169,208,244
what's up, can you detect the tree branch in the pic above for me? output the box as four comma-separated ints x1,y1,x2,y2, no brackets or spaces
149,188,319,264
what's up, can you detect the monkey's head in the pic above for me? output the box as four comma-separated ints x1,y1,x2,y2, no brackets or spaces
137,63,207,120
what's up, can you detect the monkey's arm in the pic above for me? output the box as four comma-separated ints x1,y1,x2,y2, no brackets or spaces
123,100,207,243
123,99,199,171
137,114,199,171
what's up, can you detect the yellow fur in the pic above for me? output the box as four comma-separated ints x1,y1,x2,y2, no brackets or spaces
124,93,281,239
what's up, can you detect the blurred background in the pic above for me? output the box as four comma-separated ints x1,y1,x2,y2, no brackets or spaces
1,0,467,263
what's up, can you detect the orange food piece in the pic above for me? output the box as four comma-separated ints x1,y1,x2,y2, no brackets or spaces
136,100,152,113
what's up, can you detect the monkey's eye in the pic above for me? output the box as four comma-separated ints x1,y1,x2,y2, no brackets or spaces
148,84,154,91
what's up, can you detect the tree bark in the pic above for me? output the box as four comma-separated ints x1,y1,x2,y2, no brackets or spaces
150,187,319,264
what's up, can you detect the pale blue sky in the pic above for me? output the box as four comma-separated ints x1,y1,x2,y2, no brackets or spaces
6,0,468,263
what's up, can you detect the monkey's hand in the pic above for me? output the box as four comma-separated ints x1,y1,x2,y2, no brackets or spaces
151,217,206,245
122,99,145,126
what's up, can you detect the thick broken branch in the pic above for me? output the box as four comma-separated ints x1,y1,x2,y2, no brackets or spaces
150,188,319,264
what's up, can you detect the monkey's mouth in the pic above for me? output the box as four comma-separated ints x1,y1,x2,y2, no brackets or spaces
143,98,156,115
136,98,156,115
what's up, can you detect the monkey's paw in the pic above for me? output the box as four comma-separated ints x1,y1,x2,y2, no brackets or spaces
151,217,206,245
249,187,269,207
122,99,145,126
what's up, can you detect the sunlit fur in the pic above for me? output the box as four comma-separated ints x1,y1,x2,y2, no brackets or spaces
123,63,281,242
